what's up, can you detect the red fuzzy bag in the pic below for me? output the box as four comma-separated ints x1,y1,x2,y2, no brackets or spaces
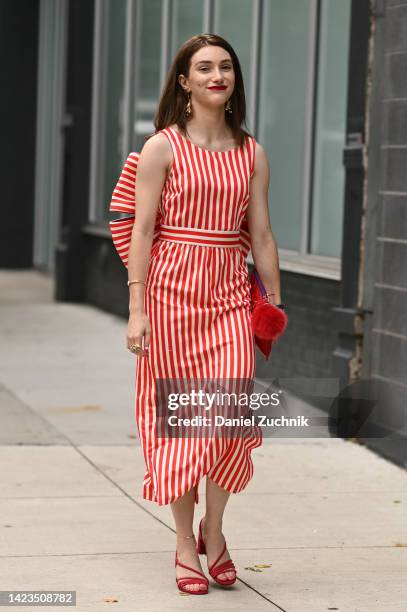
249,268,288,360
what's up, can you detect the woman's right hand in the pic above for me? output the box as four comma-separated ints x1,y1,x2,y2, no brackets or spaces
127,311,151,355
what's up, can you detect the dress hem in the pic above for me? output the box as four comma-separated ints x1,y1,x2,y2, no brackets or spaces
141,449,260,506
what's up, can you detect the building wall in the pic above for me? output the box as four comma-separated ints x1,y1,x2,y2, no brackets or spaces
360,0,407,466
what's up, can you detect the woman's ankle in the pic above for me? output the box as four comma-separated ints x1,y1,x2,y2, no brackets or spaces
176,533,197,554
202,515,223,535
176,532,195,540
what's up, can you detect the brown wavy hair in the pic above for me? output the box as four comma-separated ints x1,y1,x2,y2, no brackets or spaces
148,33,252,147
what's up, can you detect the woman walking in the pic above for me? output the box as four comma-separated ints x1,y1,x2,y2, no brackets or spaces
120,34,281,594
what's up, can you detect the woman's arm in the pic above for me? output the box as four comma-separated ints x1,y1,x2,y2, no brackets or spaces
246,143,282,305
127,134,172,314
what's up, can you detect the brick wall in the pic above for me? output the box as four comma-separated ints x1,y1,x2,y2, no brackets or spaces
361,0,407,465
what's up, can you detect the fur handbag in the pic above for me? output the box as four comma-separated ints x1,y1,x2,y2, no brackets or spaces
249,268,288,360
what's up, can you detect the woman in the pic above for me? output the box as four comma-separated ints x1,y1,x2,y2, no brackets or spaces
123,34,281,594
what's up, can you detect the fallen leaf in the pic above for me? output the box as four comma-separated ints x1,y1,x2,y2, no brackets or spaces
254,564,272,568
394,542,407,547
244,566,262,572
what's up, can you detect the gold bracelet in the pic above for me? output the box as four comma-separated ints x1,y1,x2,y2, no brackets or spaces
127,280,146,287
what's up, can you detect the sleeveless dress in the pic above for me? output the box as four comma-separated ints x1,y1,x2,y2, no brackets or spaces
131,126,262,505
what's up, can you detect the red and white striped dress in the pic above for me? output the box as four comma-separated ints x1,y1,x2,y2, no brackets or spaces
133,125,262,505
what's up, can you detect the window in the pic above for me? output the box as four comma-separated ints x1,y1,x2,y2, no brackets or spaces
258,0,350,270
133,0,164,152
133,0,204,151
310,0,351,257
213,0,259,131
258,0,312,253
89,0,126,223
90,0,351,277
171,0,204,57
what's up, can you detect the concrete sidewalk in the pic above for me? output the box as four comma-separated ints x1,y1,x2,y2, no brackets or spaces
1,269,406,612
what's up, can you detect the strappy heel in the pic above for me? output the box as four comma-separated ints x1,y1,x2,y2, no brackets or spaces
197,518,237,586
175,534,209,595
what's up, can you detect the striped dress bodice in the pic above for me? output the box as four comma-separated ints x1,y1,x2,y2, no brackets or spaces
157,126,255,231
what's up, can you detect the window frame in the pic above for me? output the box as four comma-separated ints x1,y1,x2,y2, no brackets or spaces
89,0,344,280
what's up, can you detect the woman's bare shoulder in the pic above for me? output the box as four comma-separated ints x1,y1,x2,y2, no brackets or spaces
252,141,270,181
139,129,174,173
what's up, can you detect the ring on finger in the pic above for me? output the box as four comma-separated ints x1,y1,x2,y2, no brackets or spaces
130,344,143,355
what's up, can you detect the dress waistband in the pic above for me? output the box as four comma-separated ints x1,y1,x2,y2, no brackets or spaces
159,224,241,248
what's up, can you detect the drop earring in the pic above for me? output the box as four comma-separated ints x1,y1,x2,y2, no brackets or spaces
185,91,192,117
225,98,232,114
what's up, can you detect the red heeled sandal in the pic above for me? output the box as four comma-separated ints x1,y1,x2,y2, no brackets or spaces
175,550,209,595
197,518,237,586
